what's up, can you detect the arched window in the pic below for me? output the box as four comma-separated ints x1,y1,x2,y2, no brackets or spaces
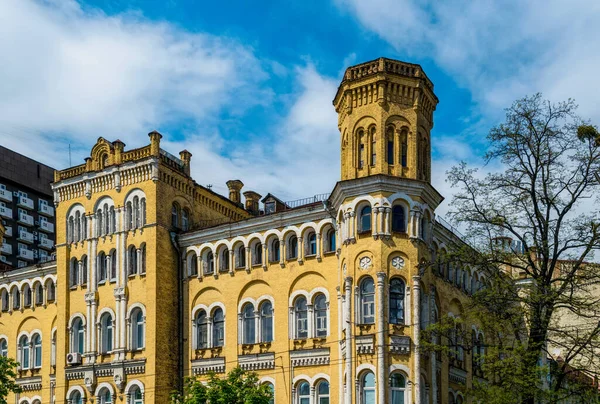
133,197,140,228
12,289,20,310
317,380,330,404
100,387,112,403
75,211,81,241
236,245,245,268
265,382,275,404
140,198,146,226
270,239,280,262
23,284,32,307
100,313,113,353
47,282,55,302
32,333,42,368
392,205,406,233
288,235,298,259
212,308,224,347
103,204,110,235
1,290,8,312
359,206,372,233
359,372,375,404
253,243,262,265
390,278,405,325
314,294,327,337
326,229,336,252
130,386,143,404
81,256,88,285
243,304,256,344
400,129,408,167
190,254,198,276
307,232,317,256
0,339,7,357
35,283,43,306
370,126,377,166
221,248,230,271
359,277,375,324
128,246,137,276
140,244,146,274
81,213,87,240
68,216,74,243
357,129,365,169
294,297,308,339
72,318,85,354
97,209,103,236
260,301,273,343
171,204,179,228
196,310,208,349
70,258,78,287
207,252,214,274
297,381,310,404
132,309,145,350
390,373,406,404
126,201,133,230
387,126,395,164
71,391,83,404
110,250,117,280
98,252,107,283
181,209,189,231
109,206,116,233
20,335,30,369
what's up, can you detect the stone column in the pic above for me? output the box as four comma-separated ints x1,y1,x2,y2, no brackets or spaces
197,255,203,280
307,304,314,338
373,208,380,237
413,275,421,403
229,249,234,275
376,272,387,404
349,211,356,243
245,247,250,272
384,207,391,236
279,238,284,267
262,243,267,270
316,233,322,261
344,277,353,404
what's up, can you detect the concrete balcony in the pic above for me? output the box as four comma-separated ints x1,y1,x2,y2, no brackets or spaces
18,211,34,226
39,237,54,250
18,229,34,244
38,204,54,217
17,196,34,210
0,188,11,202
39,220,54,233
1,243,12,255
0,206,13,219
4,226,12,237
18,248,34,261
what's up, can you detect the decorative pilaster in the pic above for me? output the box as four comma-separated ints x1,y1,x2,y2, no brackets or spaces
262,243,267,270
344,276,353,404
376,272,386,404
413,275,421,403
316,233,322,261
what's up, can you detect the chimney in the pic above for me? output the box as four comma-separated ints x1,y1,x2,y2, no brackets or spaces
148,131,162,156
243,191,261,215
113,140,125,165
226,180,244,205
179,150,192,176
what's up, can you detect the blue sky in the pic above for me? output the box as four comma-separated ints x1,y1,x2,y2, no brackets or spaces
0,0,599,216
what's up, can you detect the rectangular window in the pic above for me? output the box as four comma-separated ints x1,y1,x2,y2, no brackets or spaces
371,139,376,166
388,140,394,164
362,295,375,323
358,144,365,169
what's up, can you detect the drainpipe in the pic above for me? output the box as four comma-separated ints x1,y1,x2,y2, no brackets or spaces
413,275,421,403
170,231,184,395
344,276,353,404
376,272,386,404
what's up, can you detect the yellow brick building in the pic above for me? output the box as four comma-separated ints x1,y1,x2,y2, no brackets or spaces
0,57,483,404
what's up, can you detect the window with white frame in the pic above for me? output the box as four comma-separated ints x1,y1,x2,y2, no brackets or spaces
100,313,113,353
109,250,117,280
206,252,214,274
359,371,375,404
390,373,406,404
294,297,308,339
23,284,31,307
221,248,229,271
189,253,198,276
99,387,113,403
140,244,146,274
71,390,83,404
0,338,7,357
264,382,274,404
70,258,79,287
317,380,330,404
253,243,262,265
359,277,375,324
212,308,225,347
392,205,406,233
359,205,372,233
47,282,55,302
306,232,317,256
314,294,327,337
19,335,30,369
236,245,245,268
131,309,145,350
81,256,88,285
32,333,42,368
325,228,336,253
195,309,208,349
270,239,280,262
98,252,107,283
128,246,137,276
181,209,189,231
260,301,273,342
296,381,310,404
242,303,256,344
130,386,143,404
389,278,405,325
12,288,20,310
1,290,7,312
288,235,298,259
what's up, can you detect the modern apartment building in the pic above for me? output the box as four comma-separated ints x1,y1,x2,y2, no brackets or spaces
0,146,56,268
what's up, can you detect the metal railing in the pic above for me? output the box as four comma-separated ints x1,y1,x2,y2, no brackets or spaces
435,215,464,240
284,193,330,210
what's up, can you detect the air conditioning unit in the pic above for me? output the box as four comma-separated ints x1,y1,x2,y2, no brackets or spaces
66,352,82,365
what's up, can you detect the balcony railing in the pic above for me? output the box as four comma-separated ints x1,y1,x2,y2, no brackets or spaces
39,221,55,233
39,238,54,250
1,243,12,255
17,196,34,210
284,193,330,210
38,204,54,217
18,212,34,226
18,248,34,261
18,230,34,244
4,227,12,237
0,189,11,202
0,206,12,219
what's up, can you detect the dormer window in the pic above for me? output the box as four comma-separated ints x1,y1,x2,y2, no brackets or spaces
265,201,276,215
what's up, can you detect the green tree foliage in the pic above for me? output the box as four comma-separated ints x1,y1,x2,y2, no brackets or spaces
0,356,22,404
171,367,273,404
425,94,600,403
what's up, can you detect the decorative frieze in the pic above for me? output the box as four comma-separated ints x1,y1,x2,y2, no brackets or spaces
390,335,411,354
16,376,42,391
449,365,467,385
238,352,275,371
191,357,226,375
356,334,375,354
290,348,330,367
64,359,146,380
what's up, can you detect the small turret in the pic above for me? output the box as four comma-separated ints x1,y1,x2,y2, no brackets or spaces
179,150,192,176
243,191,261,215
226,180,244,205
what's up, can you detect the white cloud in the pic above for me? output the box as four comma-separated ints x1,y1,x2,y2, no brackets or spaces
0,0,269,164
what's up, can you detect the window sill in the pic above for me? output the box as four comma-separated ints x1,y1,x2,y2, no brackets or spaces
323,250,336,256
98,280,107,285
304,254,316,259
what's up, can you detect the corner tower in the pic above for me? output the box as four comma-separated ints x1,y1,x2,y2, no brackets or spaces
333,57,438,182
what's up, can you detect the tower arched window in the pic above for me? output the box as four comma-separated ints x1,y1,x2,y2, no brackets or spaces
20,335,30,369
126,202,133,230
140,197,146,226
307,232,317,256
132,309,145,350
390,278,406,325
1,290,7,312
212,308,225,347
99,387,112,404
221,248,230,271
109,206,116,233
260,301,273,342
297,381,310,404
189,254,198,276
317,380,330,404
207,252,214,274
33,333,42,368
133,197,140,228
359,372,375,404
242,303,256,344
71,391,83,404
326,228,336,252
23,284,32,307
130,386,143,404
35,283,43,305
68,216,74,243
236,245,245,268
294,297,308,339
359,206,372,233
140,244,146,274
128,246,137,276
288,235,298,259
72,318,85,354
387,126,395,164
195,309,208,349
171,204,179,228
98,252,107,283
96,209,103,236
400,129,408,167
392,205,406,233
103,204,110,235
181,209,189,231
100,313,113,353
390,373,406,404
359,277,375,324
314,294,327,337
75,211,81,241
370,126,377,166
270,239,280,262
12,289,20,310
253,243,262,265
0,338,7,357
357,129,365,169
47,282,55,302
